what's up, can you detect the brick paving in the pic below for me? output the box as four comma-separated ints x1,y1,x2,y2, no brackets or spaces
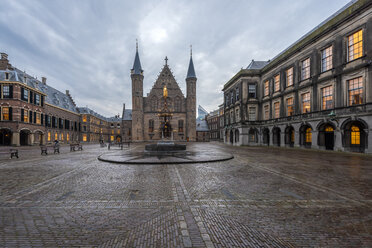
0,142,371,247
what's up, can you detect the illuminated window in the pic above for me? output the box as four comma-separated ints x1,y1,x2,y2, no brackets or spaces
82,115,87,122
274,74,280,92
274,102,280,118
264,81,269,96
301,92,311,113
301,58,310,80
83,134,87,141
48,132,51,141
325,126,334,132
264,105,269,120
321,86,333,110
321,46,333,72
111,135,114,141
117,129,120,134
61,133,64,141
291,130,295,143
111,130,114,135
305,128,312,143
2,107,9,120
67,133,69,141
23,110,28,123
55,133,58,141
286,97,294,116
348,29,363,61
100,128,103,134
149,119,154,132
36,113,41,124
348,77,363,106
286,67,293,87
351,126,360,145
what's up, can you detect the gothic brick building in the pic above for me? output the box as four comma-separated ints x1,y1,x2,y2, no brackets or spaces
222,0,372,153
124,45,197,142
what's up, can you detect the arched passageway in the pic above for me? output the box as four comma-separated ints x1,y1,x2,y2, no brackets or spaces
285,126,294,147
342,120,367,153
0,129,12,146
263,128,270,146
20,129,30,146
318,123,335,150
300,125,312,148
272,127,281,147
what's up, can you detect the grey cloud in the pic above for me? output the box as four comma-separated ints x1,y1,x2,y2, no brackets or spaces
0,0,351,115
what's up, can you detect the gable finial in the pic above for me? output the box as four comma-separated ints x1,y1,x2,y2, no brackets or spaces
165,56,168,65
190,45,192,57
136,39,138,52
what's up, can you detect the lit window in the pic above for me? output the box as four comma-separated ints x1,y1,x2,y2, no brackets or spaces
286,67,293,87
321,86,333,110
325,126,334,132
61,133,64,141
248,84,256,98
348,77,363,106
2,107,9,120
67,133,69,141
23,109,28,123
264,81,269,96
48,132,51,141
305,128,312,143
321,46,333,72
264,105,269,120
111,130,114,135
274,102,280,118
55,133,58,141
348,29,363,61
291,130,295,143
3,85,10,98
301,92,311,113
301,58,310,80
248,107,256,121
36,113,41,124
286,97,294,116
351,126,360,145
83,134,87,141
82,115,87,122
274,74,280,92
111,135,114,141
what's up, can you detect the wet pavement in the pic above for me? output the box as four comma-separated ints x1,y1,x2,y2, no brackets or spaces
0,142,371,247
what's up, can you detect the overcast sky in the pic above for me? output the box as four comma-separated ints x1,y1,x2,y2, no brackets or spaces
0,0,351,117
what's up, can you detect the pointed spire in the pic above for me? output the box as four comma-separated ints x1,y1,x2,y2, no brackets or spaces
132,39,143,75
186,45,196,79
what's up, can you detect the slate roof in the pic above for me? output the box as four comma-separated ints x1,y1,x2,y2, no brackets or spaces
0,68,78,113
197,105,208,120
132,49,143,75
196,119,209,132
246,60,269,70
186,55,196,79
123,109,132,121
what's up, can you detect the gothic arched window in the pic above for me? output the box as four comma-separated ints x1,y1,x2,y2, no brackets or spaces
175,97,181,112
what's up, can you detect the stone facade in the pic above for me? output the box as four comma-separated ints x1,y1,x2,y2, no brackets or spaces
222,0,372,153
128,47,197,142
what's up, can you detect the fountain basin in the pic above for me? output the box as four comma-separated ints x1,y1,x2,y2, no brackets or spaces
145,141,186,152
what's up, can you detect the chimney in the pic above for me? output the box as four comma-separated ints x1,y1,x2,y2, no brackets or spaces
66,90,70,95
0,53,11,70
1,53,8,60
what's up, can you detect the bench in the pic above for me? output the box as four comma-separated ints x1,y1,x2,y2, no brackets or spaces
70,143,83,152
0,149,18,159
40,145,60,155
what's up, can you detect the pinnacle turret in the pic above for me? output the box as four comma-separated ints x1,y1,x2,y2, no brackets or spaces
186,46,196,79
131,40,143,75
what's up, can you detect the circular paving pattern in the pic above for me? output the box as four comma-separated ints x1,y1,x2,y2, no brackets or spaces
98,150,234,164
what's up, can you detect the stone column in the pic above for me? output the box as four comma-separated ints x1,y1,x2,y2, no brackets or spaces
11,132,20,146
294,131,300,147
269,128,273,146
334,129,343,152
312,131,319,149
29,133,35,146
365,129,371,154
280,132,285,147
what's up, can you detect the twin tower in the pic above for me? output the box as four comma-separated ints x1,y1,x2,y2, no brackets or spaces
130,44,197,141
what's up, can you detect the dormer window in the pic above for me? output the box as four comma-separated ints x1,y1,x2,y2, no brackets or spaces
5,72,9,80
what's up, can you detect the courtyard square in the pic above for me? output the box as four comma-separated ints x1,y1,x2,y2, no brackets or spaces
0,143,371,247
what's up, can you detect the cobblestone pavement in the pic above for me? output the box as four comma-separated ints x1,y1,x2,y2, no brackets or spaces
0,142,371,247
